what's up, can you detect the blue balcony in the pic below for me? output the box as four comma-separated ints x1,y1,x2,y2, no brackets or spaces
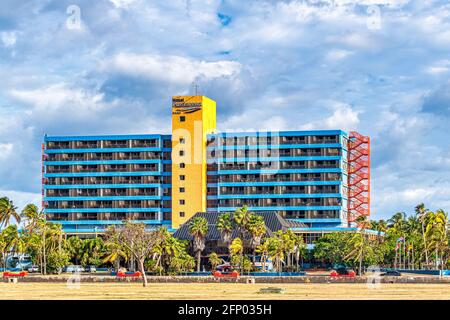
209,193,341,200
45,208,171,213
44,195,171,201
44,183,171,189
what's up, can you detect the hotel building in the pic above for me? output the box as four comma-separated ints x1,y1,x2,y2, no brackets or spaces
43,95,370,240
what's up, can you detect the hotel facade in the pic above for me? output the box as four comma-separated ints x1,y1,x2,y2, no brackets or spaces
42,95,371,241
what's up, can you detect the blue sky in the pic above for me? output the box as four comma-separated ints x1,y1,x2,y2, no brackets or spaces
0,0,449,220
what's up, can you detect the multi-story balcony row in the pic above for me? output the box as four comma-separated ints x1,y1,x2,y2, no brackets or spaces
207,172,342,184
207,135,340,147
280,210,340,219
46,199,167,209
46,139,161,150
46,151,170,161
215,160,340,171
46,187,165,197
208,147,341,159
46,212,160,221
46,163,159,174
45,175,171,185
217,197,342,207
207,185,340,196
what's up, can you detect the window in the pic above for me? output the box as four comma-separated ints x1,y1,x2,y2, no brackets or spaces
180,116,185,122
180,175,185,180
180,187,185,193
179,138,185,144
179,150,184,156
180,163,185,168
179,212,185,217
180,199,185,205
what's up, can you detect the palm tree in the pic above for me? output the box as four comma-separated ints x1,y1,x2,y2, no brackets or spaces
292,233,306,271
426,209,448,270
81,237,105,266
346,215,371,275
233,205,251,238
388,212,408,269
247,214,266,262
208,252,223,271
416,203,430,268
217,213,234,247
21,204,44,234
266,236,284,273
0,197,20,229
255,240,270,272
0,225,19,269
188,217,208,272
65,236,83,265
229,237,244,272
103,239,128,271
278,230,295,269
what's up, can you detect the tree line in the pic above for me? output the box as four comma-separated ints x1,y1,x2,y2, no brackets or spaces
1,196,449,286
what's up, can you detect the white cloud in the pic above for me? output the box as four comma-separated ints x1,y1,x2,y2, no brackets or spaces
9,83,106,114
0,189,41,212
335,0,410,6
104,52,242,85
1,32,16,48
425,60,450,74
326,49,354,61
300,102,360,132
0,143,13,160
109,0,139,9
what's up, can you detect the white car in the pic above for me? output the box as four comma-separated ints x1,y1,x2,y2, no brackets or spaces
27,265,39,273
65,265,85,273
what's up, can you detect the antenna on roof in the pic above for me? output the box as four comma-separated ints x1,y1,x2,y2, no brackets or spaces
192,82,201,96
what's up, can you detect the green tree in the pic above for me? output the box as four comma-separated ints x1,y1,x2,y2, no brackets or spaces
255,240,270,272
426,209,448,270
65,236,84,265
208,252,222,271
416,203,430,268
46,249,70,274
103,231,128,270
229,237,244,272
217,213,234,247
188,216,208,272
0,197,20,229
234,205,251,238
21,204,43,234
0,225,19,269
106,222,162,287
266,236,284,273
247,214,266,262
313,232,349,266
345,216,371,275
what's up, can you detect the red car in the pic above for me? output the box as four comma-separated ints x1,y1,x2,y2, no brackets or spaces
330,268,356,277
212,265,239,278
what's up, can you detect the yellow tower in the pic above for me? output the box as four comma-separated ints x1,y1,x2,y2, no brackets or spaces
171,95,216,229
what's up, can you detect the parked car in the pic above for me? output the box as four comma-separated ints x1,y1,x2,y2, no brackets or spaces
85,265,97,273
330,267,356,277
253,256,274,271
380,270,401,276
64,265,85,273
216,262,232,271
27,265,39,273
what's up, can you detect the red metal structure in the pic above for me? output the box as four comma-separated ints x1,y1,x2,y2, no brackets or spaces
347,131,370,225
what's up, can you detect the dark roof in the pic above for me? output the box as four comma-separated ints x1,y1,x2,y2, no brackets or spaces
173,211,307,241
